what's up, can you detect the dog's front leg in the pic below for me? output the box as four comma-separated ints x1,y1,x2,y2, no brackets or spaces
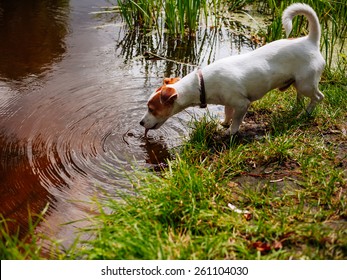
226,101,250,135
221,106,234,127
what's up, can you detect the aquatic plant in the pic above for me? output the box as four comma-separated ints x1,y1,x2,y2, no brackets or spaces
116,0,346,73
117,0,227,37
117,0,159,30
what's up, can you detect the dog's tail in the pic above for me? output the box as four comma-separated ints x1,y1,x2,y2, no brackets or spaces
282,3,321,46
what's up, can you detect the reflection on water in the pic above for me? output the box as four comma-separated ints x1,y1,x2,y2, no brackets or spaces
115,25,258,78
0,0,69,236
0,0,69,80
0,0,257,247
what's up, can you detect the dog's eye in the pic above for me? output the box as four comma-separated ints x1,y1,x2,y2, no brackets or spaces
148,107,154,114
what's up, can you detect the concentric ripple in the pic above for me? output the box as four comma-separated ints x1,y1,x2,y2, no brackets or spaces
0,0,238,246
0,67,197,244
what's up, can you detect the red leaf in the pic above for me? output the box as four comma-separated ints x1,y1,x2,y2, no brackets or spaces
243,213,253,221
252,241,271,252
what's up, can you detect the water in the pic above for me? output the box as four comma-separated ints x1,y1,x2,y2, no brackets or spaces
0,0,257,247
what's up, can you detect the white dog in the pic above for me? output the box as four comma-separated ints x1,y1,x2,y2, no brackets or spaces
140,3,325,136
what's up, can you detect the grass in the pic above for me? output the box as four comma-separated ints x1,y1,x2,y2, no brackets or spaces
0,218,43,260
0,205,61,259
66,75,347,259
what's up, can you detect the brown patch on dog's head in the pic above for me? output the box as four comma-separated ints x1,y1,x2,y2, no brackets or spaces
147,85,178,118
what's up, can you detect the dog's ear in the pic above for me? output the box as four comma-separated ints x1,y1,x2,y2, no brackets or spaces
157,77,180,92
160,86,178,104
155,85,164,93
163,77,180,85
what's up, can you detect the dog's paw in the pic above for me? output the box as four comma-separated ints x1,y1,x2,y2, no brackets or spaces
220,121,231,128
212,128,241,144
224,128,232,136
225,127,241,136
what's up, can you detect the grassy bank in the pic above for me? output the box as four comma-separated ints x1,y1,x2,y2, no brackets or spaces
69,75,347,259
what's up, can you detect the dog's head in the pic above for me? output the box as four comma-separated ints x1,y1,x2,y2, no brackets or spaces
140,77,180,131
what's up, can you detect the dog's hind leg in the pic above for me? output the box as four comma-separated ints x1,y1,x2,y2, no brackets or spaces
221,106,234,127
306,89,324,114
294,81,324,114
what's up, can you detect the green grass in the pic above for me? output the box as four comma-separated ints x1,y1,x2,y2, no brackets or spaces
0,205,62,259
0,218,43,260
66,77,347,260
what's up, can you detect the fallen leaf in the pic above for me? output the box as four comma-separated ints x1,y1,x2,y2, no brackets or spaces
228,182,239,188
252,241,271,252
243,213,253,221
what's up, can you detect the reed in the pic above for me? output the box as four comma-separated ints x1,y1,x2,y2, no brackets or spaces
117,0,160,30
117,0,224,37
116,0,346,73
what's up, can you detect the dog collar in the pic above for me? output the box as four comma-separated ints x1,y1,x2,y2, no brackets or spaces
197,69,207,108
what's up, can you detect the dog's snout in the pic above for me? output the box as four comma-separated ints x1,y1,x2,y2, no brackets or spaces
140,120,144,126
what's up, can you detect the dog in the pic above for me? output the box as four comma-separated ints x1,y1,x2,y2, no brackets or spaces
140,3,325,136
